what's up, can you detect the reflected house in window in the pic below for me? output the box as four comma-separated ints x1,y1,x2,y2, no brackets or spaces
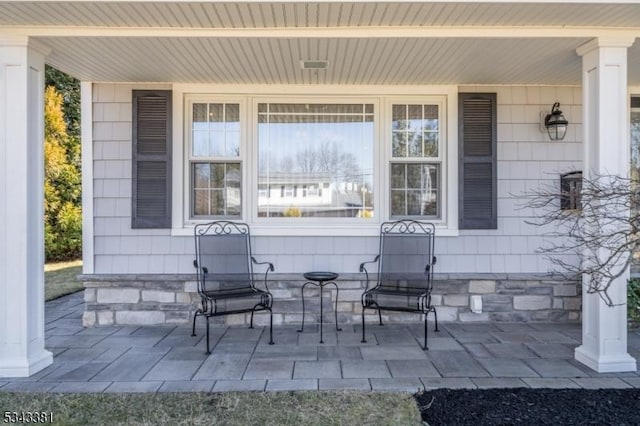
258,172,371,218
257,102,375,218
192,162,241,218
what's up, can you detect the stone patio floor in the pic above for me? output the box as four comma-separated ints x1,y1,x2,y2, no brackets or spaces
1,291,640,393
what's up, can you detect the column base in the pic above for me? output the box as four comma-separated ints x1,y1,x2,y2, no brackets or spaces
0,349,53,378
575,345,637,373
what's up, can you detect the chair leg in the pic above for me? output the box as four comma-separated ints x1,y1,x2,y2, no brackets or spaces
423,312,429,350
377,308,383,326
191,311,199,337
205,316,211,355
361,307,367,343
249,310,255,329
433,307,439,332
268,308,274,345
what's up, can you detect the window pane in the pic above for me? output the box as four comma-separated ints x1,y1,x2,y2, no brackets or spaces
258,103,374,218
193,103,208,123
209,103,223,122
392,104,406,130
192,103,240,158
391,163,405,188
390,163,439,218
193,131,209,157
193,163,210,188
407,190,423,215
191,162,241,218
193,189,209,216
209,190,225,216
423,132,438,157
424,105,439,130
390,190,406,216
408,132,422,157
408,105,422,130
392,104,439,159
392,132,407,157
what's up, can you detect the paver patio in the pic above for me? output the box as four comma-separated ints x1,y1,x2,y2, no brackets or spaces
1,291,639,393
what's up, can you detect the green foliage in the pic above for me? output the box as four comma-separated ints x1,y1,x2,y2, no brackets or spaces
44,80,82,261
629,278,640,327
45,65,80,138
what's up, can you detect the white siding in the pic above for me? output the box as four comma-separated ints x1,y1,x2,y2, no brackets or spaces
91,83,581,274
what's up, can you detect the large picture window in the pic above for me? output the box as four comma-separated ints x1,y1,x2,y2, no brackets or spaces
257,103,375,218
390,103,441,218
189,102,241,218
182,93,450,230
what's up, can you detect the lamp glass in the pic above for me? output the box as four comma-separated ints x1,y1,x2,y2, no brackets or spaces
545,103,568,141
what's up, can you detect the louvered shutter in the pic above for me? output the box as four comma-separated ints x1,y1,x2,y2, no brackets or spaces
132,90,172,228
458,93,497,229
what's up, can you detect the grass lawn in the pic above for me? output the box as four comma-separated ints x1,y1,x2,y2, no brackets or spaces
44,260,83,301
0,391,421,425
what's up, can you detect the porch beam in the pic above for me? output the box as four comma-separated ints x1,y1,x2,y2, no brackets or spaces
0,25,639,40
574,36,637,373
0,35,52,377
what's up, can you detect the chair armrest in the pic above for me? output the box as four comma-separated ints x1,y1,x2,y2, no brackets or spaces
251,257,275,272
359,255,379,273
251,256,274,292
359,255,379,293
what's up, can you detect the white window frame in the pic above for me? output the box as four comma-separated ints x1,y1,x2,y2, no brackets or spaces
171,85,459,236
385,97,447,223
250,96,380,228
182,94,248,224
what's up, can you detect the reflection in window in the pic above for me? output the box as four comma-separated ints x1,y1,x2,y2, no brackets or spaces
392,104,439,158
191,163,241,217
192,103,240,157
391,163,439,217
391,103,441,218
190,101,241,219
257,103,375,218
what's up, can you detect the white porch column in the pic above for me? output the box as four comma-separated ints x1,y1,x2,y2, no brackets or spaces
575,37,637,373
0,36,52,377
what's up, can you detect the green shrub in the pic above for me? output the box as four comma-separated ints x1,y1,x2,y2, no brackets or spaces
44,83,82,261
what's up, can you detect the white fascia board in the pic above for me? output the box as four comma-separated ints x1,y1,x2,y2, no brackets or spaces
2,26,639,39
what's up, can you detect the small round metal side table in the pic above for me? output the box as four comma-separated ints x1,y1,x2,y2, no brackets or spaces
297,271,342,343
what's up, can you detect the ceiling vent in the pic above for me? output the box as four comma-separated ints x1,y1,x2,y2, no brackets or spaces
300,60,329,70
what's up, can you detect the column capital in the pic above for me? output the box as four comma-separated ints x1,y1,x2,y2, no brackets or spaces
0,36,51,56
576,36,636,57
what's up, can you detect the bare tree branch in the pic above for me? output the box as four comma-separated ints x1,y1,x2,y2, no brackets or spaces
521,173,638,307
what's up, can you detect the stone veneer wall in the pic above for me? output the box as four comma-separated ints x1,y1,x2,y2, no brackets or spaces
81,274,581,327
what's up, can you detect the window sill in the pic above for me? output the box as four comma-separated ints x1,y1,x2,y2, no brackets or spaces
171,222,459,237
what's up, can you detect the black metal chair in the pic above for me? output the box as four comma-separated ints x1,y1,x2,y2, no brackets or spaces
360,219,438,350
192,221,275,354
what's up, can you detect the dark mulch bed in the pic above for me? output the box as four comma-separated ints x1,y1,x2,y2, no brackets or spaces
414,388,640,425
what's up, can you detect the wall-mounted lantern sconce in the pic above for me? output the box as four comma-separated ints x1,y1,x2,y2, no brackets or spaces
544,102,569,141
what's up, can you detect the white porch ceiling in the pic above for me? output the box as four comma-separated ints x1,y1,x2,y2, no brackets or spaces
2,2,640,28
1,1,639,85
42,36,599,85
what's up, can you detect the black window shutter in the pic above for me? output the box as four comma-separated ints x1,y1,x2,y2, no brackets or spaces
459,93,497,229
132,90,172,228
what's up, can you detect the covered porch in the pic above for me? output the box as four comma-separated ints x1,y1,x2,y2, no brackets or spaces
1,292,639,392
2,1,640,378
